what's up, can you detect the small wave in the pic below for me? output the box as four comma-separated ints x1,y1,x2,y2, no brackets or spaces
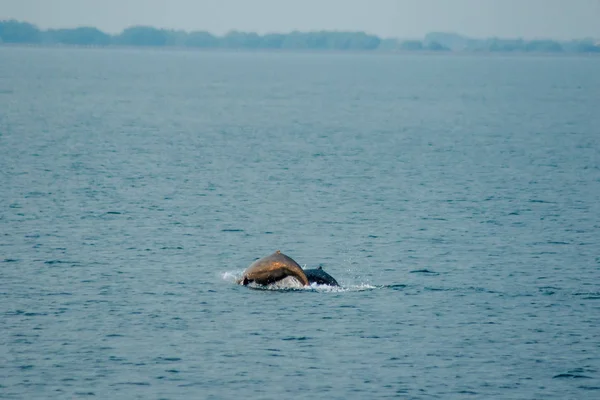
574,292,600,300
553,373,593,379
579,385,600,390
384,284,407,290
410,269,439,275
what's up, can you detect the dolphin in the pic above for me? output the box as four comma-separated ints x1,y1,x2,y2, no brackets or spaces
239,250,309,286
303,266,339,286
239,251,339,287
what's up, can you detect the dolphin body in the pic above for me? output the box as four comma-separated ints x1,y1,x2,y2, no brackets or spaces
303,266,339,286
239,251,339,287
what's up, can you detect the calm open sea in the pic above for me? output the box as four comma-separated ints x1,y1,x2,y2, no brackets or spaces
1,47,599,399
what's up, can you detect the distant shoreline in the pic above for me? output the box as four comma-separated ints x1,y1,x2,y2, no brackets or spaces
1,19,599,54
2,43,599,58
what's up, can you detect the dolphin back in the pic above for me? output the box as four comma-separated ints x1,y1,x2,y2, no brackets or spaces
241,250,309,286
303,267,339,286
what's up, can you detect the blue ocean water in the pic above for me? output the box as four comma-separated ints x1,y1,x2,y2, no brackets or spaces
1,47,599,399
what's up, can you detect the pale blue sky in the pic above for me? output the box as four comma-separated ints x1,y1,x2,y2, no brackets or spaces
1,0,599,39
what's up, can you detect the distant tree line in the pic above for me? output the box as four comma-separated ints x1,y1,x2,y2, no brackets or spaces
0,20,382,50
1,20,599,53
420,32,600,53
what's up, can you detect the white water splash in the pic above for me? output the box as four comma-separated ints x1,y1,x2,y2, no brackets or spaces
221,271,378,292
221,270,243,283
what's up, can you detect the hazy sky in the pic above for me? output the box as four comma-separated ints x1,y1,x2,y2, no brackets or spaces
2,0,599,39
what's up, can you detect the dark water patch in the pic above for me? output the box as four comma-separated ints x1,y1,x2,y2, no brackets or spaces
483,219,502,225
44,260,73,265
155,357,182,362
553,373,593,379
106,211,122,215
574,292,600,300
385,284,407,291
539,286,561,290
84,299,110,304
532,251,558,255
11,338,32,345
410,269,439,275
74,392,96,396
105,334,124,338
281,336,311,341
24,191,48,198
6,310,27,316
111,382,151,386
579,385,600,390
178,383,205,388
222,228,244,232
3,258,19,262
538,286,559,295
425,287,448,292
423,286,497,294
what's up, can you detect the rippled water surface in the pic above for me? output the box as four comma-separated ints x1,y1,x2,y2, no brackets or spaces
2,47,600,399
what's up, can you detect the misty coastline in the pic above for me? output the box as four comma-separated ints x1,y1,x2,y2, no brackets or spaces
1,19,599,54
